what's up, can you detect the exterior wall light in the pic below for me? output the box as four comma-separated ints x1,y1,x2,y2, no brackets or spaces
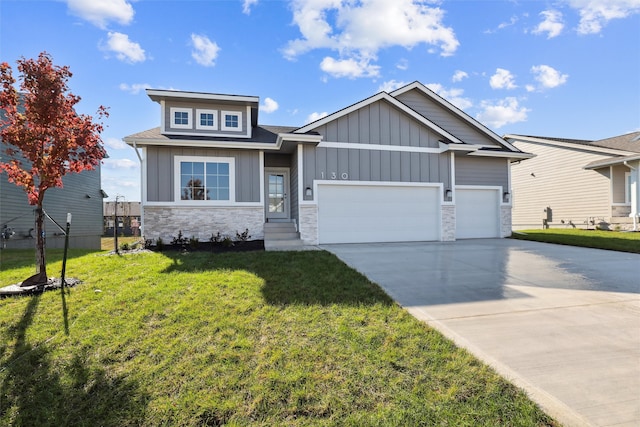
305,187,312,197
503,191,510,203
445,189,452,200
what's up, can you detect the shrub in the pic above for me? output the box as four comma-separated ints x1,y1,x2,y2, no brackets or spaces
235,228,251,242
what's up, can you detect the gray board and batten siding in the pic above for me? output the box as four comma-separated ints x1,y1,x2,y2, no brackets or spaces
395,89,502,148
145,146,261,203
455,156,509,190
301,98,452,201
164,100,249,136
0,168,103,249
312,99,444,147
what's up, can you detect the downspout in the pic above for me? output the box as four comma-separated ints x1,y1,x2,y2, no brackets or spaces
624,160,638,231
132,140,145,238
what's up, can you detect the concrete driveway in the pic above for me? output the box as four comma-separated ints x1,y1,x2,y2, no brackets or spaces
323,239,640,427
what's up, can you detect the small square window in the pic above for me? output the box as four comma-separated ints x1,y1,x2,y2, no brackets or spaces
170,107,191,129
196,109,218,130
221,110,242,131
175,111,189,125
225,114,238,128
201,113,214,127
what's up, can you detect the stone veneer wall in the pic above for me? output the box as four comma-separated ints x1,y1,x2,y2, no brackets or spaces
143,206,264,242
500,205,512,238
299,204,318,245
441,205,456,241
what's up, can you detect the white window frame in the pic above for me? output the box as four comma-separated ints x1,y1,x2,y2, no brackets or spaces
221,110,242,131
174,155,236,204
196,109,218,130
625,172,631,204
170,107,192,129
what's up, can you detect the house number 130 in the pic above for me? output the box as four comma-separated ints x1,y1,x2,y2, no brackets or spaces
321,172,349,180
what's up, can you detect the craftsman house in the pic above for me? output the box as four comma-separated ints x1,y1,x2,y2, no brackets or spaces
124,82,532,247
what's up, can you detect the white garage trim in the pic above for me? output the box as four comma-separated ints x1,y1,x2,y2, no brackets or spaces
455,186,501,239
316,181,442,244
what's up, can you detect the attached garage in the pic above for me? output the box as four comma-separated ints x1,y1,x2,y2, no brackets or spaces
317,183,441,244
455,187,500,238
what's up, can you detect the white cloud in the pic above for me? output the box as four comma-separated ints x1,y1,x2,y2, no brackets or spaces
452,70,468,82
484,15,518,34
476,97,530,128
103,137,128,150
305,111,329,124
190,34,220,67
396,58,409,70
104,32,146,63
119,83,150,94
566,0,640,34
320,56,380,79
426,83,472,110
489,68,517,90
283,0,459,78
243,0,258,14
378,80,408,93
67,0,134,29
103,158,138,170
531,64,568,89
259,97,279,113
533,10,564,38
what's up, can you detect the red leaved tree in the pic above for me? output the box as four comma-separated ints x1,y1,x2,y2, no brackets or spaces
0,52,108,286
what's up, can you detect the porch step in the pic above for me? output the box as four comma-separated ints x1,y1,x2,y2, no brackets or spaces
264,221,317,251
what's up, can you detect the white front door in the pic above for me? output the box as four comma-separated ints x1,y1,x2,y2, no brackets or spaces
265,168,290,220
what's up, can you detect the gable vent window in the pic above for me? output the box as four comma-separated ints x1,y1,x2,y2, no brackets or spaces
196,109,218,130
221,110,242,131
170,107,191,129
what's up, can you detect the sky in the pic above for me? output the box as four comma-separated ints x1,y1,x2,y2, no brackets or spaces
1,0,639,202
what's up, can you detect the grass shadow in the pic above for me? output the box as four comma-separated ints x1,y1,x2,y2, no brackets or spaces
0,295,149,426
159,250,394,307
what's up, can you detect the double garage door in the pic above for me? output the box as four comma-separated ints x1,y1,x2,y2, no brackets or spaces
317,184,441,244
317,184,500,244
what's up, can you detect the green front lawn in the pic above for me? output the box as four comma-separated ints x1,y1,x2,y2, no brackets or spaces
0,249,557,426
511,228,640,253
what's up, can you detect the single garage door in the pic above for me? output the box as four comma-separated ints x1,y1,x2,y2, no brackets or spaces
317,184,440,244
456,188,500,238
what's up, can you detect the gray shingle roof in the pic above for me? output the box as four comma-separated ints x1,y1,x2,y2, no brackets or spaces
125,125,298,144
509,132,640,154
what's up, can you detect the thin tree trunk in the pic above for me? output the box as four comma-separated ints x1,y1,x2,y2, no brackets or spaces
35,206,47,277
20,206,47,287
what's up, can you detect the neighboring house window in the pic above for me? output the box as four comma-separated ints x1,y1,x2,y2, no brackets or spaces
625,172,632,204
176,156,235,202
170,107,191,129
196,109,217,130
221,110,241,131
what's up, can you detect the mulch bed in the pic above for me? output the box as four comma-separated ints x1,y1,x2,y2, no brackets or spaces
0,277,81,298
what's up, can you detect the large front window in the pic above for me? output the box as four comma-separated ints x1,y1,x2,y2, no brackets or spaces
175,156,235,203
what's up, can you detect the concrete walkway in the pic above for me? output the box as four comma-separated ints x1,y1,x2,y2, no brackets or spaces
323,239,640,427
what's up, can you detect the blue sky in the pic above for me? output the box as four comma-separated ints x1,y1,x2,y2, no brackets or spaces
1,0,639,202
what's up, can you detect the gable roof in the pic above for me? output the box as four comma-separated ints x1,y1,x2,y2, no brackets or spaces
591,131,640,153
293,91,464,145
504,134,635,156
390,81,521,153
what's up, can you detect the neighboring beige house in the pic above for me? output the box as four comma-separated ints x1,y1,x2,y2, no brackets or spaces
506,132,640,231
